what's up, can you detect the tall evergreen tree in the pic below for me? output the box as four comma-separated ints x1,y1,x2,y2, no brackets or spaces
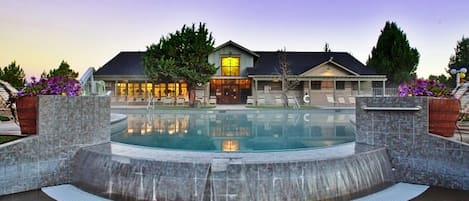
323,43,331,52
143,23,217,107
0,61,26,90
366,21,420,86
447,36,469,87
47,60,79,79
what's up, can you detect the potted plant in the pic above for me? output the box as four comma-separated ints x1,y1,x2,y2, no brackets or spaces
398,78,458,137
15,76,81,134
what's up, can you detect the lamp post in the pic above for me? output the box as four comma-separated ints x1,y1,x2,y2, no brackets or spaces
450,67,467,88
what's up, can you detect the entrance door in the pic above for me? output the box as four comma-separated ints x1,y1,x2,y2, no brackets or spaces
210,79,251,104
221,85,239,104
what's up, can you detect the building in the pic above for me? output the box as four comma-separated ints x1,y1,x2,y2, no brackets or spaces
94,40,386,105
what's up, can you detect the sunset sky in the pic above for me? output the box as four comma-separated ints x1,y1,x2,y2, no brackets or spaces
1,0,468,79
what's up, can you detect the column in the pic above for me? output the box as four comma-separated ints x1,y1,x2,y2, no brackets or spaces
254,79,258,106
382,80,386,97
333,79,336,106
308,80,312,106
358,81,361,96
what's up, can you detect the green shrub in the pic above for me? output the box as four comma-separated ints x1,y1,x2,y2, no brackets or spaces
0,115,10,121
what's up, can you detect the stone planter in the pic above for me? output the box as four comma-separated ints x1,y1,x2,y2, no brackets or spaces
428,98,460,137
15,96,38,135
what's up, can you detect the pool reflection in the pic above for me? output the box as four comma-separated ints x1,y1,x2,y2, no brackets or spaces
111,111,355,152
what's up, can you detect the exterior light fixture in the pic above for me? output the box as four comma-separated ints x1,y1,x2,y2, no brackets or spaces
450,67,467,87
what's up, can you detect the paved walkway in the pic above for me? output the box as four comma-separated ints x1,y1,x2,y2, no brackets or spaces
38,182,430,201
0,121,20,136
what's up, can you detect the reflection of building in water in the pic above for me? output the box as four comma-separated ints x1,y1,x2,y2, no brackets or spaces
113,112,356,152
126,114,189,136
222,140,239,152
122,112,354,152
125,113,353,138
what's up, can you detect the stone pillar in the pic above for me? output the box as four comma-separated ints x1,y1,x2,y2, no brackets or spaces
355,96,468,190
0,96,111,195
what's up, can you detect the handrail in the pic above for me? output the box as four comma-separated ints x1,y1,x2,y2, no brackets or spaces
362,105,422,111
79,67,94,85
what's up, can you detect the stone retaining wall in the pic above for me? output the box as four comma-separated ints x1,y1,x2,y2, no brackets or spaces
355,96,469,190
0,96,110,195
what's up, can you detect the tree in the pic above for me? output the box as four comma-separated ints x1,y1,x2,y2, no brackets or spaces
324,43,331,52
143,23,217,107
47,60,79,79
428,74,451,87
366,21,420,86
0,61,26,90
447,36,469,88
277,48,299,107
143,54,178,97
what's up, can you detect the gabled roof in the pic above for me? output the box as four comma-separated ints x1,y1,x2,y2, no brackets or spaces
249,51,376,75
214,40,260,57
95,52,145,76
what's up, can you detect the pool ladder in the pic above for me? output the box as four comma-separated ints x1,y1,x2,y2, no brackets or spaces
147,95,155,112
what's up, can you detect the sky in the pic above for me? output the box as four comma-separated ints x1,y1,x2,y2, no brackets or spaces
1,0,468,79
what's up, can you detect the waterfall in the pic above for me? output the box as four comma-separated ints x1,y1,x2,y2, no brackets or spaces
73,144,393,201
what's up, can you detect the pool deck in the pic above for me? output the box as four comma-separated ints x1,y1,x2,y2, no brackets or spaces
0,121,21,136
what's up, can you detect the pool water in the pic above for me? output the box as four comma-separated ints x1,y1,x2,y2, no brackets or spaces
111,110,355,152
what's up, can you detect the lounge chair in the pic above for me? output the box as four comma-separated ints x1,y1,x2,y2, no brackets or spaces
348,97,356,104
209,96,216,105
257,97,265,105
287,96,296,105
275,96,283,105
176,97,185,105
162,97,173,104
326,95,336,104
337,97,346,105
246,96,254,105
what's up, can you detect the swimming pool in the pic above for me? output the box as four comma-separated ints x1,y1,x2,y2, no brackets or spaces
111,110,355,152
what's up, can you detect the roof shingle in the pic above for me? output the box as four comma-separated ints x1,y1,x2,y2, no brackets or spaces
251,51,376,75
95,52,145,76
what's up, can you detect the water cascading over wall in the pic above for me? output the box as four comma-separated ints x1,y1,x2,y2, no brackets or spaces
73,143,394,201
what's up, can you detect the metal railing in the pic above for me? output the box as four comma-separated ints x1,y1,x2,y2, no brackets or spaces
371,88,399,97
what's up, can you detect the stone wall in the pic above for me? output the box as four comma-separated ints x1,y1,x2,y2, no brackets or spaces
355,96,469,190
0,96,110,195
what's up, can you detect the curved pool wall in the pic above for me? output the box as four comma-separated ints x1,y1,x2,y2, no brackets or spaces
72,142,394,201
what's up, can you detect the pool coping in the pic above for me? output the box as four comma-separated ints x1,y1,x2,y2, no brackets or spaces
81,141,383,164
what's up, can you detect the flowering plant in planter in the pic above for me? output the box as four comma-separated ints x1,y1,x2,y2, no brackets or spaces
398,78,458,137
17,76,81,97
14,76,81,134
398,78,452,98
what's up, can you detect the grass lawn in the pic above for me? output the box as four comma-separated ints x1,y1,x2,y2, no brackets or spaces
0,135,21,144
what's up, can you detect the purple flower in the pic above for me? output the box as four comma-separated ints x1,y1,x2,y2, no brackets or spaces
398,79,451,98
16,76,81,97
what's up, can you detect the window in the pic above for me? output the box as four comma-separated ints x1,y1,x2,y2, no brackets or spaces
142,83,153,97
311,81,321,90
336,81,345,90
117,82,127,96
127,83,139,97
221,56,240,76
352,81,359,90
153,82,187,97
